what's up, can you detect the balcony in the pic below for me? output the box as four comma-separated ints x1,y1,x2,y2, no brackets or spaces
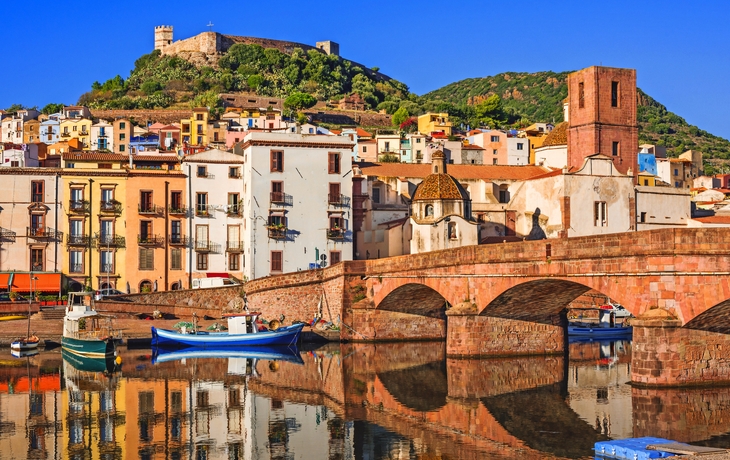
138,234,163,246
226,205,242,217
194,240,220,253
99,264,115,274
95,233,125,248
66,234,90,246
69,263,84,274
270,192,293,206
98,132,108,138
69,200,90,214
169,206,189,216
195,205,214,218
138,204,160,215
27,227,62,241
99,200,122,215
327,228,346,241
267,226,287,239
61,132,71,138
0,227,16,243
328,194,351,208
226,241,244,252
169,234,191,246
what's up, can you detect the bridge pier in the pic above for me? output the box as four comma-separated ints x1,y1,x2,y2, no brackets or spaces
446,307,566,357
632,311,730,386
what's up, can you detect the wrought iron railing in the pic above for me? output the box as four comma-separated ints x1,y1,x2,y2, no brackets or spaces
270,192,293,206
138,234,163,246
328,194,351,207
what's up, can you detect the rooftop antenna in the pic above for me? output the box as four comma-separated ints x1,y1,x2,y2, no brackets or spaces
207,21,214,32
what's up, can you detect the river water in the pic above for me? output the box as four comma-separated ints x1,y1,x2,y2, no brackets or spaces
0,339,729,459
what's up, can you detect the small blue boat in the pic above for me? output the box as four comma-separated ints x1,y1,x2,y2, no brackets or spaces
151,311,305,348
568,308,632,338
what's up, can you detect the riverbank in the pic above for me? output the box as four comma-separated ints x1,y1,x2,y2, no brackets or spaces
0,312,339,346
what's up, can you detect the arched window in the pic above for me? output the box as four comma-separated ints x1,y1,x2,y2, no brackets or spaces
448,222,457,239
139,280,153,293
425,205,434,217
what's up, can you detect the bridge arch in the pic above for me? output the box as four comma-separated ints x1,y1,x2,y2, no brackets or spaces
375,282,451,319
684,298,730,333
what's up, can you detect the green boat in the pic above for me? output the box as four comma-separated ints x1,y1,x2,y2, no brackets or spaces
61,292,121,359
62,348,118,373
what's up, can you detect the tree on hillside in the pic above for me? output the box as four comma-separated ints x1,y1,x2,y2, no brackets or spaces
284,93,317,111
4,103,26,113
474,94,506,128
41,103,64,114
392,106,410,128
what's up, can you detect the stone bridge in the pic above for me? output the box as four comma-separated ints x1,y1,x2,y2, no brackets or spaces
242,228,730,386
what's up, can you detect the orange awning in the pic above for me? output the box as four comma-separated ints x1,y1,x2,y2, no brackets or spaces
0,273,63,293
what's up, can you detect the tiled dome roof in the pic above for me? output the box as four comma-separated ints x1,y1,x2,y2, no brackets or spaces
413,174,466,201
542,121,568,146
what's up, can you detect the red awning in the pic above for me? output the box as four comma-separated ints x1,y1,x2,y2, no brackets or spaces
206,273,229,278
0,273,63,293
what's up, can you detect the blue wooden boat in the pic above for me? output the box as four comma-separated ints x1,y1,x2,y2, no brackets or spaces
152,344,304,365
61,292,121,359
151,311,305,348
567,324,632,337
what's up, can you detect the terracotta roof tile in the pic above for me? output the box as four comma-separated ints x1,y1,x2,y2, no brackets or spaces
692,216,730,224
62,152,128,161
542,122,567,146
413,174,464,200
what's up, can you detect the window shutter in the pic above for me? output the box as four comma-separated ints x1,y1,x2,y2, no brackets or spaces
271,251,282,272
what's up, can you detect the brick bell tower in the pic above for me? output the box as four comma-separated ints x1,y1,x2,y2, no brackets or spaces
567,66,638,178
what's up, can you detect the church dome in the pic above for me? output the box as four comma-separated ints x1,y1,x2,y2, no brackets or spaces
412,151,469,201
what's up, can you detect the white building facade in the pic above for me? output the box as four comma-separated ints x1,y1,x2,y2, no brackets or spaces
184,149,246,281
236,132,354,279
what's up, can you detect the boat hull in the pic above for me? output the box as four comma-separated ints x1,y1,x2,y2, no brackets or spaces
151,323,305,348
61,336,115,358
567,325,632,337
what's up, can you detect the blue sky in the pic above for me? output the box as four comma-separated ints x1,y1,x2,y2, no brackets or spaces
3,1,729,139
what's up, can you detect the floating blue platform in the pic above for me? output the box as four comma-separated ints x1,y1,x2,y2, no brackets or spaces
595,437,678,460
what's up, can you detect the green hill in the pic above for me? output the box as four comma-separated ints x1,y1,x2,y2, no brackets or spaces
421,71,730,170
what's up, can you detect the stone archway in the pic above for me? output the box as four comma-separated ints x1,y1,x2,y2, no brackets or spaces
376,283,450,319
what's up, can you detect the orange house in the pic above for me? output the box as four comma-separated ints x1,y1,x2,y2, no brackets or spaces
125,162,187,293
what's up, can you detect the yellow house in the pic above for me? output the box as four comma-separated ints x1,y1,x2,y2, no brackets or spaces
181,108,209,146
23,119,40,144
61,152,128,291
417,112,452,136
521,123,552,165
59,118,93,150
637,170,658,187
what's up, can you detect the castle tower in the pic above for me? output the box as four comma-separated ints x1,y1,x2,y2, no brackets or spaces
316,41,339,56
154,26,173,52
567,66,638,177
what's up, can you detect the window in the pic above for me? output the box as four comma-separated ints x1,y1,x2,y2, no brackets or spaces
119,122,126,129
101,188,114,209
516,143,524,150
197,166,207,177
100,250,114,273
70,250,83,273
674,169,679,176
329,215,344,231
196,114,204,121
170,191,182,211
119,133,126,141
644,179,649,186
579,82,585,108
594,201,608,227
448,222,457,239
229,253,240,271
139,248,154,270
196,193,208,215
271,181,283,202
493,158,498,165
270,251,283,273
31,181,43,203
416,138,421,143
196,124,203,134
499,189,510,203
384,141,390,151
328,183,341,204
11,161,19,167
328,152,341,174
228,193,240,215
330,251,341,265
171,220,182,244
371,187,381,204
119,145,125,152
140,191,153,212
612,141,619,156
196,253,208,270
425,204,434,217
362,146,368,153
30,214,45,233
271,150,283,172
229,167,240,178
196,136,202,145
640,212,646,223
30,249,44,271
140,220,152,241
196,225,209,248
611,81,619,107
171,248,182,270
98,163,112,169
490,136,499,142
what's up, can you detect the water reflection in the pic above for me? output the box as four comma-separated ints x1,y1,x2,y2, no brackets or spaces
1,340,730,459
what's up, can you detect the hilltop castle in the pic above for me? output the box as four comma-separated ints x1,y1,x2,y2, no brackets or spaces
154,25,339,61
